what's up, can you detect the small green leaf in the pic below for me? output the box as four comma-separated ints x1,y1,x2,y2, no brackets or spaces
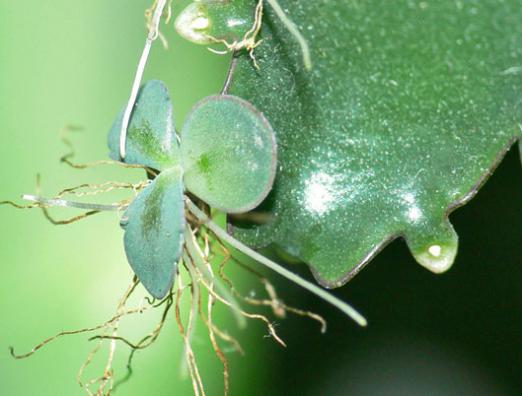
180,95,277,213
120,167,184,299
175,0,253,45
108,80,180,170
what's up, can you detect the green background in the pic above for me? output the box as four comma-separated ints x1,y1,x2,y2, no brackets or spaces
0,1,520,395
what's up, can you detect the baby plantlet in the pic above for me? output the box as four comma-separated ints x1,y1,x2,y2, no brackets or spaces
108,80,277,298
175,0,311,70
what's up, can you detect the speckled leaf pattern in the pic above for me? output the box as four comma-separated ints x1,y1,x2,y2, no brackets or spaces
181,95,277,213
225,0,522,286
108,80,180,170
120,167,184,299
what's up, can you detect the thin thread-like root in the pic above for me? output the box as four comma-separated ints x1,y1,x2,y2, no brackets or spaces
92,292,174,350
215,243,286,317
192,260,286,347
185,245,231,395
77,278,140,395
202,253,230,395
185,227,247,329
41,207,101,225
15,179,147,226
197,296,244,355
56,181,148,199
179,257,202,379
191,260,244,356
214,239,327,332
0,200,38,209
62,157,154,173
9,281,137,359
205,0,312,70
185,225,286,346
206,0,264,69
174,277,206,396
111,291,176,393
58,124,156,174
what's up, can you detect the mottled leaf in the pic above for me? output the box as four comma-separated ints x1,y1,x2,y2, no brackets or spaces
180,95,277,213
220,0,522,286
120,167,184,298
108,80,180,170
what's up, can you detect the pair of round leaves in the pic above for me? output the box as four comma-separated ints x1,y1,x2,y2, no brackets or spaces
108,80,277,298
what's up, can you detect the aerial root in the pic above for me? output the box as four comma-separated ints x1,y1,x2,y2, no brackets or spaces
194,263,286,348
55,180,148,199
205,0,312,70
9,277,138,360
206,0,264,69
6,277,181,396
185,249,231,395
0,200,38,209
202,253,230,395
214,238,327,332
41,207,101,225
59,123,157,175
175,276,206,396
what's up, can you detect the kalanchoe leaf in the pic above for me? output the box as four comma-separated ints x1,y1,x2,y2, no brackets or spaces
175,0,254,45
120,167,184,299
180,95,277,213
224,0,522,286
108,80,180,170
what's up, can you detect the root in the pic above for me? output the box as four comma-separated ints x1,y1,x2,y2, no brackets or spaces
55,181,148,199
205,0,312,70
214,238,327,332
206,0,264,69
59,124,156,175
189,251,286,348
175,277,206,396
9,278,138,360
41,208,101,225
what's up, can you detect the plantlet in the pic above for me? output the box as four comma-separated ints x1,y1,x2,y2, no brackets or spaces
108,79,278,298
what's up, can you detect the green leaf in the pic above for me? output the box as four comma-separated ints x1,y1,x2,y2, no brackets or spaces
180,95,277,213
175,0,254,45
120,168,184,299
108,80,180,170
224,0,522,286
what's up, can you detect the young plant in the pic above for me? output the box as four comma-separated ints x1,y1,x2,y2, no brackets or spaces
107,79,278,298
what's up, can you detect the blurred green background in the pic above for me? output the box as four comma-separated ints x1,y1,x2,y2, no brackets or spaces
0,1,520,395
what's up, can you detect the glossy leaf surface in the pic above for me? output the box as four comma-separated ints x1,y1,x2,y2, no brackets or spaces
120,168,184,299
175,0,254,45
108,80,180,170
224,0,522,286
181,95,277,213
